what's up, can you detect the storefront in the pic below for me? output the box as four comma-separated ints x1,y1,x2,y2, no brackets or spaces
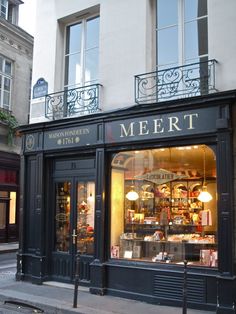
17,90,236,313
0,151,19,243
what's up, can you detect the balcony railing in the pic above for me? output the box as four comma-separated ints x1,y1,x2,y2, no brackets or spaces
45,84,101,120
135,59,217,104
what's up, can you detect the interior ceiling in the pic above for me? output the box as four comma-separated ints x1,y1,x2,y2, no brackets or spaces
112,145,216,179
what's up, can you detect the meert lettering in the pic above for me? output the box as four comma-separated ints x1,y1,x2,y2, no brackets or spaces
120,113,198,137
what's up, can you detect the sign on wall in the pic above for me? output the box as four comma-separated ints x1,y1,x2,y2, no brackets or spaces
33,78,48,99
105,107,218,143
44,124,98,150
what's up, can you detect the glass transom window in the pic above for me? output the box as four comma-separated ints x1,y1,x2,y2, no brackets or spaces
110,145,218,268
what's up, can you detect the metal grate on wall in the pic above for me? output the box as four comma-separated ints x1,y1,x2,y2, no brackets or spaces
153,274,206,303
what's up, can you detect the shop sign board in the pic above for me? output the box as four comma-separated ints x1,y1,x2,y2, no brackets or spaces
105,107,218,143
44,124,98,150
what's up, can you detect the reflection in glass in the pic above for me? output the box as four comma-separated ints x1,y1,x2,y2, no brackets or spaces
184,0,207,21
85,49,99,85
184,18,208,62
158,0,178,28
77,181,95,255
66,23,82,54
86,17,99,49
55,181,71,252
65,53,81,87
158,27,178,66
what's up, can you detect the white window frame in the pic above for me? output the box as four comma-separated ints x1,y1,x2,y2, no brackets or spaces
156,0,208,69
0,0,8,20
0,55,12,111
64,15,99,90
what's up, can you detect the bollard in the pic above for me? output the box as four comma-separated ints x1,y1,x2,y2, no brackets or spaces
73,254,80,308
182,260,188,314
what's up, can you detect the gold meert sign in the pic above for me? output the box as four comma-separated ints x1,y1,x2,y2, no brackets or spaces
44,125,97,150
120,113,198,138
105,107,217,143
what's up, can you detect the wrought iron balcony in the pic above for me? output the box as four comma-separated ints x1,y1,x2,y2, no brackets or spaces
45,84,101,120
135,59,217,104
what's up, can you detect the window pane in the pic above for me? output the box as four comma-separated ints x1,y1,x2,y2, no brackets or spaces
185,0,207,21
0,57,3,72
3,91,10,109
158,27,178,66
77,181,95,255
157,0,178,28
84,48,99,84
4,77,10,91
9,191,16,224
54,181,71,252
110,145,218,268
65,53,81,87
66,23,82,54
185,18,208,61
0,203,6,229
86,17,99,49
4,60,11,75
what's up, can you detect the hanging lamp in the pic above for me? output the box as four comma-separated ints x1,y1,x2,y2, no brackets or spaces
197,146,213,203
126,156,139,201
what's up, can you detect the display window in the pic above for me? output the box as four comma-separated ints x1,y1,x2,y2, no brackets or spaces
110,144,218,267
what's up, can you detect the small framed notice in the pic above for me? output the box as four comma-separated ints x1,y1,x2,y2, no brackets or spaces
124,250,133,259
111,245,120,258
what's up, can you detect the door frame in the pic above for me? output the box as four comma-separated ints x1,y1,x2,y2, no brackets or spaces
49,157,96,283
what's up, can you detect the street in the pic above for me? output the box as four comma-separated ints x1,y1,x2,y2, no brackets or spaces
0,252,44,313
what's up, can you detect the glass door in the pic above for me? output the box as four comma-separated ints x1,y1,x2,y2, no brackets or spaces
54,180,71,253
52,176,95,282
76,180,95,255
0,201,8,243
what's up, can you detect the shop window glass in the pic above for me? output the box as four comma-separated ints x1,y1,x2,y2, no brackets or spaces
9,191,16,224
110,145,218,268
0,169,17,184
76,181,95,255
54,181,71,252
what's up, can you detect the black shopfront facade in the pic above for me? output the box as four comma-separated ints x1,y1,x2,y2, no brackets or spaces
17,90,236,313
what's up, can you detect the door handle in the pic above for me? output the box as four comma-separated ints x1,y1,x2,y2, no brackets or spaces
72,229,77,245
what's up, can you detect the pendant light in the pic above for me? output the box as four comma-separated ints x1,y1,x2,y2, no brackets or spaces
198,146,213,203
126,156,139,201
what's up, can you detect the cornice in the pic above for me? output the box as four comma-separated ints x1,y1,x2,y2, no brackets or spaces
0,17,33,58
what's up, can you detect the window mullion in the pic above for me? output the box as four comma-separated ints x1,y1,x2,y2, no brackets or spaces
81,19,86,87
178,0,184,66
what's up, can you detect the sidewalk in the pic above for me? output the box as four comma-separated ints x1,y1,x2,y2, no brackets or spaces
0,275,215,314
0,243,215,313
0,242,18,254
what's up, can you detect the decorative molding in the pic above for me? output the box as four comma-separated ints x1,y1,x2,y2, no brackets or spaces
0,30,33,57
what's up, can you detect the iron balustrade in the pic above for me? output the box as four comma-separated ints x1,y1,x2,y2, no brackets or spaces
135,59,217,104
45,84,101,120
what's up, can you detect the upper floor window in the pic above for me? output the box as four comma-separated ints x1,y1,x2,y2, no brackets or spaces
0,55,12,111
0,0,8,19
157,0,208,69
0,0,19,25
64,16,100,89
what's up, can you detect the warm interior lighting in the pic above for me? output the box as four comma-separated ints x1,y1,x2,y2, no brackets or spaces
197,186,213,202
198,146,212,203
126,189,139,201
